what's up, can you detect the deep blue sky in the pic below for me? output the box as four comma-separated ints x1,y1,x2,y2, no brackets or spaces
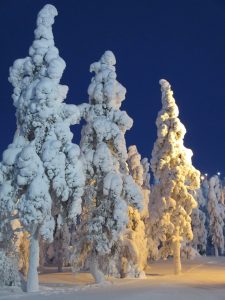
0,0,224,176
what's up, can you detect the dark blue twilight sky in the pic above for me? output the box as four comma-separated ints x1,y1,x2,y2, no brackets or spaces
0,0,224,176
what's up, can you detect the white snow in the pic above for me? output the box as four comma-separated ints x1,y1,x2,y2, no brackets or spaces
1,257,225,300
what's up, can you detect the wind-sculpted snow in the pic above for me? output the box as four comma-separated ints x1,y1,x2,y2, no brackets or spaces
150,79,200,274
72,51,143,282
0,4,85,291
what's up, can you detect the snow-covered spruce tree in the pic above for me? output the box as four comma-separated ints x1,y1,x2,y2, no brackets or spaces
202,177,209,200
181,186,208,259
141,157,160,260
141,157,151,218
5,4,84,291
72,51,143,283
118,145,147,278
147,186,162,260
207,175,225,256
127,146,144,187
150,79,200,274
190,188,207,255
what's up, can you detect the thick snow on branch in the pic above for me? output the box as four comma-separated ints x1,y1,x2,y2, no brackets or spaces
0,135,27,251
16,145,54,240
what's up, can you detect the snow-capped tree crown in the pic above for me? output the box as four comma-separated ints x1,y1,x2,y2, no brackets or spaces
150,79,200,243
81,51,134,165
88,51,126,109
9,4,80,139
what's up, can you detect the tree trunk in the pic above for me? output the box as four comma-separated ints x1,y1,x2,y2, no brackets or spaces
173,239,181,275
215,246,218,257
90,255,105,283
39,238,45,273
57,255,63,273
27,230,39,292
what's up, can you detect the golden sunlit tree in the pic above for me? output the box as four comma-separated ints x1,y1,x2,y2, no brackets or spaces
150,79,200,274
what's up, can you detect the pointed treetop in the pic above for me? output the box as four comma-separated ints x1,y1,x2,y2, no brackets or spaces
100,50,116,66
9,3,66,111
159,79,171,90
151,78,200,187
88,50,126,109
36,4,58,28
158,79,179,118
30,4,65,80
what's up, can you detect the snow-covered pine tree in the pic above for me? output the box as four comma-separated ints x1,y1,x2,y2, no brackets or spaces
0,4,85,291
202,177,209,200
191,188,207,255
207,175,225,256
141,157,151,218
72,51,143,283
127,146,144,187
118,145,148,278
141,157,161,261
150,79,200,274
181,185,208,259
147,184,162,260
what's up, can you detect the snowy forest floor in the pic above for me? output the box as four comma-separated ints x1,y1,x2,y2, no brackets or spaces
1,256,225,300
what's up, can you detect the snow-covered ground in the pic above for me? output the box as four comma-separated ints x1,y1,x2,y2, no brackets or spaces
1,256,225,300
